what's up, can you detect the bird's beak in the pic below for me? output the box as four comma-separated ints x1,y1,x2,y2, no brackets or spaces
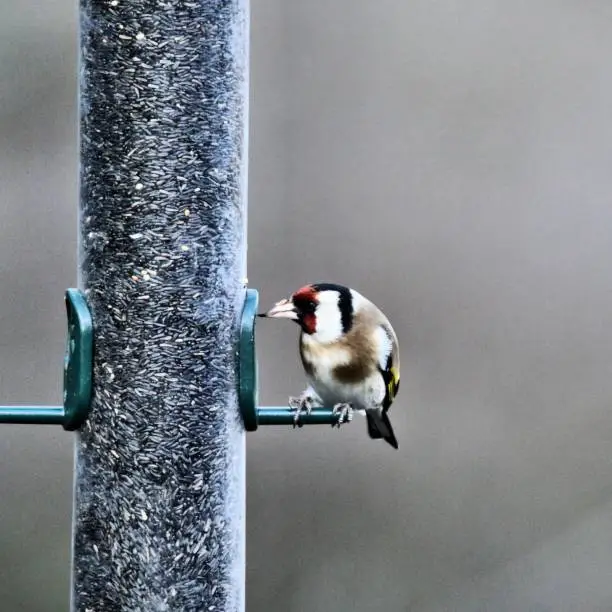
262,298,298,320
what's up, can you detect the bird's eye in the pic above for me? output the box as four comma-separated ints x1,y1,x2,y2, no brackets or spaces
307,300,317,310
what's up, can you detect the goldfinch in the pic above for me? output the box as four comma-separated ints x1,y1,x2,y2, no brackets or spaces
261,283,400,449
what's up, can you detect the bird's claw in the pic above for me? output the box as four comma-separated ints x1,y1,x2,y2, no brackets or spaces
332,403,353,428
288,394,315,428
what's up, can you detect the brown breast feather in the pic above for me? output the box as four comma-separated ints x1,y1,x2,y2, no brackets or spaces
299,312,378,383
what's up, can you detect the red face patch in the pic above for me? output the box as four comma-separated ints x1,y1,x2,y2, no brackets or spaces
301,312,316,334
293,285,317,302
291,285,319,335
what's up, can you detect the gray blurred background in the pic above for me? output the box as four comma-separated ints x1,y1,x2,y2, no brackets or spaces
2,1,612,610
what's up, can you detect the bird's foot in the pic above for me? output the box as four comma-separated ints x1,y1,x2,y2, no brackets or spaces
288,394,315,428
332,403,354,428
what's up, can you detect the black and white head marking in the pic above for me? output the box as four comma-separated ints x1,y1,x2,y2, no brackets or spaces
306,283,354,343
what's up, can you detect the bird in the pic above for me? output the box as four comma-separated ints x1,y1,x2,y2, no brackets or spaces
259,283,400,449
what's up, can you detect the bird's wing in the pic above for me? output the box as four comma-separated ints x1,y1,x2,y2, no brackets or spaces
375,323,400,411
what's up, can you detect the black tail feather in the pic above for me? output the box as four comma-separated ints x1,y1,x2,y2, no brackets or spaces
366,413,383,439
366,412,399,450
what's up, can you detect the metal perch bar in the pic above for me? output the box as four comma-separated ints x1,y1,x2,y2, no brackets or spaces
257,407,351,426
0,405,350,427
0,406,65,425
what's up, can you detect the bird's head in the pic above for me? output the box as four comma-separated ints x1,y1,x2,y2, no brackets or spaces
261,283,355,343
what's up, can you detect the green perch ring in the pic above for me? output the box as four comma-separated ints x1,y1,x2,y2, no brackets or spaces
239,288,259,431
0,289,92,429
